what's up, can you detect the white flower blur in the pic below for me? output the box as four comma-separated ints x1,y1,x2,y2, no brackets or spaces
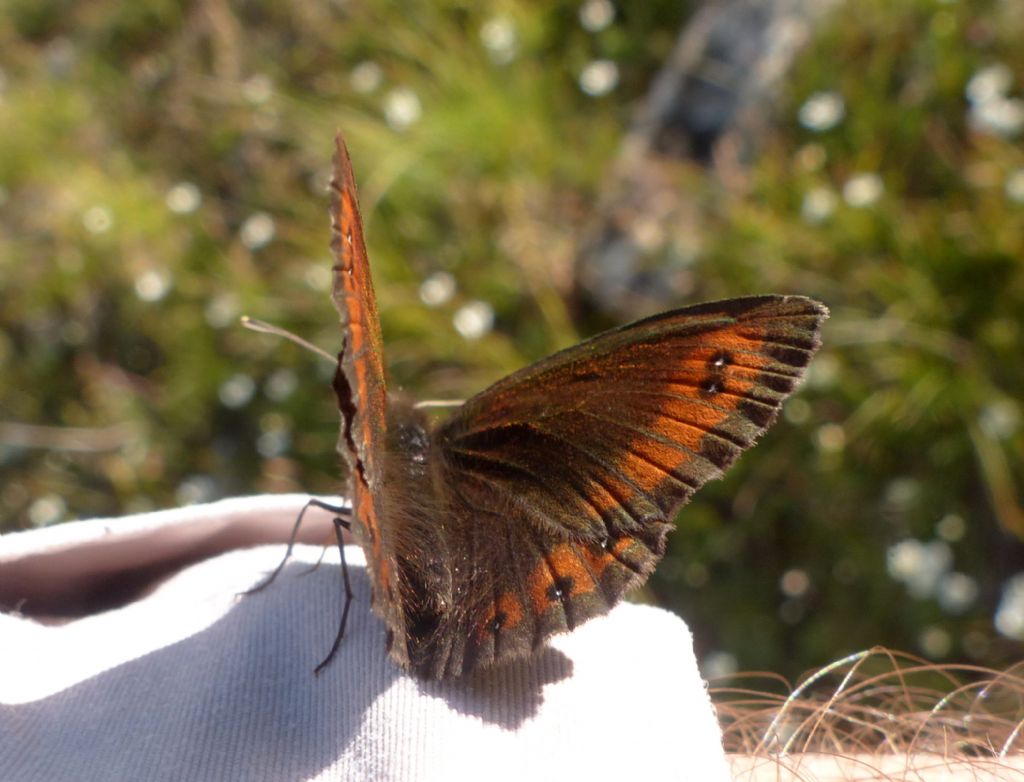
815,423,845,452
798,91,845,132
995,573,1024,640
176,475,217,506
966,64,1024,138
579,59,619,96
480,16,518,64
304,263,332,292
966,64,1013,105
242,74,273,105
240,212,275,249
219,373,256,408
701,651,738,679
1006,168,1024,203
937,572,978,614
83,205,113,234
257,428,290,458
134,268,172,302
842,172,884,207
265,368,298,402
28,494,66,526
979,399,1021,439
166,182,201,214
384,87,422,131
801,186,837,223
886,539,952,599
780,568,811,598
419,271,456,307
453,300,494,340
204,293,239,328
972,97,1024,137
350,61,383,94
918,626,951,658
579,0,615,32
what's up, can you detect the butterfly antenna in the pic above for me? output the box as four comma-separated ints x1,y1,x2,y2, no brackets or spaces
413,399,465,410
241,316,336,364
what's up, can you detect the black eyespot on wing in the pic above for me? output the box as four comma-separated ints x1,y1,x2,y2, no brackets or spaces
546,576,575,602
488,611,506,633
709,351,731,368
699,377,722,396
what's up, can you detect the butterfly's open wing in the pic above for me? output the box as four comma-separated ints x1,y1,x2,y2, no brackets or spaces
329,134,394,606
427,295,827,676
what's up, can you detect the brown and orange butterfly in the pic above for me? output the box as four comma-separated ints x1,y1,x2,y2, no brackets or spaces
279,134,826,680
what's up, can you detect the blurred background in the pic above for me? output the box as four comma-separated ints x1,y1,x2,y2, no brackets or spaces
1,0,1022,682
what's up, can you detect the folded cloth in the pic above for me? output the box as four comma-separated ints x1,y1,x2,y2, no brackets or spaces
0,495,730,782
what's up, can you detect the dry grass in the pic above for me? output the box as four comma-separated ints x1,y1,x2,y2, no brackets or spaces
716,648,1024,780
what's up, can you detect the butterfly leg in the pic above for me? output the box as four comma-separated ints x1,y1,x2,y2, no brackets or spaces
314,512,354,676
299,545,331,576
245,498,350,595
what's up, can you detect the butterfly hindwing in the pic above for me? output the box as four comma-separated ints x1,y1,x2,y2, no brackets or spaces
437,523,669,678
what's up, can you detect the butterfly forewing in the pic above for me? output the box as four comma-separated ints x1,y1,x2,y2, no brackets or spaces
330,137,387,459
328,135,401,636
440,296,824,532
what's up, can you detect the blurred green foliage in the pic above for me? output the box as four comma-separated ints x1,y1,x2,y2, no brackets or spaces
1,0,1022,680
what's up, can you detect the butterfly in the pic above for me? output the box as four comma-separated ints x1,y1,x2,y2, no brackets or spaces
288,133,827,680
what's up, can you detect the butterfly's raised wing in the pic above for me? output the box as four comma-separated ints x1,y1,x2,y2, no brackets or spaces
328,134,395,610
423,295,826,676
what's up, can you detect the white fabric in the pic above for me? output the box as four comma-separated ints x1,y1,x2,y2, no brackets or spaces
0,495,731,782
